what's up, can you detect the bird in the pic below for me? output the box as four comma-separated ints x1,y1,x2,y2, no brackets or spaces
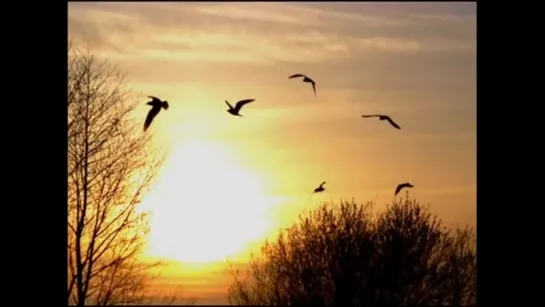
289,73,316,95
361,114,401,130
143,96,169,132
225,99,255,117
394,182,414,196
309,181,326,200
314,181,326,193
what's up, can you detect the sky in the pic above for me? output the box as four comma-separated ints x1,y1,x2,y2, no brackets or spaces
68,1,476,304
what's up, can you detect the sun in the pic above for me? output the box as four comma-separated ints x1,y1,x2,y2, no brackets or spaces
140,141,279,264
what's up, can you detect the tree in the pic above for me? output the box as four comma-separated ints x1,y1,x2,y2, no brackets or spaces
67,41,165,305
228,196,476,306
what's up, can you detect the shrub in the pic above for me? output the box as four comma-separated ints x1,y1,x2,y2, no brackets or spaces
228,196,476,306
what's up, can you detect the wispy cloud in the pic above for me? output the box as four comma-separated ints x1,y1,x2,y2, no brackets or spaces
356,36,422,51
68,2,476,65
194,3,316,26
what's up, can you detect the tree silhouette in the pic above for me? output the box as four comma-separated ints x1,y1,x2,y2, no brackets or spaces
67,41,165,305
228,196,476,306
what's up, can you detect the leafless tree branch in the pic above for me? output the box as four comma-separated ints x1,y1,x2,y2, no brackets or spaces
67,41,170,306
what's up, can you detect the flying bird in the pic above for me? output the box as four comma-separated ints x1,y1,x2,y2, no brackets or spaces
225,99,255,117
309,181,327,200
289,73,316,95
143,96,169,132
361,114,401,130
394,182,414,196
314,181,326,193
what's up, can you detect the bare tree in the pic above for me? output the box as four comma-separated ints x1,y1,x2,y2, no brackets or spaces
67,41,165,305
228,196,476,306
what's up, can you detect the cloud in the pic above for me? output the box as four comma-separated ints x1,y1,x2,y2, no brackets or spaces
409,12,476,22
357,36,422,51
68,2,476,66
193,2,420,28
194,3,316,26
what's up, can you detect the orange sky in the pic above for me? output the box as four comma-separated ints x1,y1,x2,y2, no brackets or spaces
68,2,476,304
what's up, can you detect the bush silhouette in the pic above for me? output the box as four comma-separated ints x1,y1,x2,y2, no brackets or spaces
228,196,476,306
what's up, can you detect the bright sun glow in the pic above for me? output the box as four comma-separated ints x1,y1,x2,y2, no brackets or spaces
140,141,279,264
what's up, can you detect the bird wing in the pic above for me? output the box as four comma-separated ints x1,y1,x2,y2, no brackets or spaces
225,100,234,110
147,96,161,106
147,95,162,104
234,99,255,111
394,184,403,196
143,106,160,132
289,74,305,79
361,114,380,118
319,181,326,188
385,117,401,129
311,81,316,95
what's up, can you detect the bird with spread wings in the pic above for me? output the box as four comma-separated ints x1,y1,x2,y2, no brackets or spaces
289,73,316,96
309,181,326,200
395,182,414,196
143,95,169,132
225,99,255,117
361,114,401,130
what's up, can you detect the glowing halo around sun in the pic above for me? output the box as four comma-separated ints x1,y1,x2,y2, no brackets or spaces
139,141,280,264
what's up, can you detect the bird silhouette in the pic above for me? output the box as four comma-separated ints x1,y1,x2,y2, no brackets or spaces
309,181,326,200
361,114,401,130
225,99,255,117
314,181,326,193
143,96,169,132
394,182,414,196
289,73,316,95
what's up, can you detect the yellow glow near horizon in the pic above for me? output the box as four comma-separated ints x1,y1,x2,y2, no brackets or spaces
140,140,281,264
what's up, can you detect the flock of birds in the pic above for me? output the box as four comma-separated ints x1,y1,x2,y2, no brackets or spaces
142,73,414,200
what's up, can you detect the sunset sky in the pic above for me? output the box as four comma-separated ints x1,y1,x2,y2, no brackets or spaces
68,1,476,304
